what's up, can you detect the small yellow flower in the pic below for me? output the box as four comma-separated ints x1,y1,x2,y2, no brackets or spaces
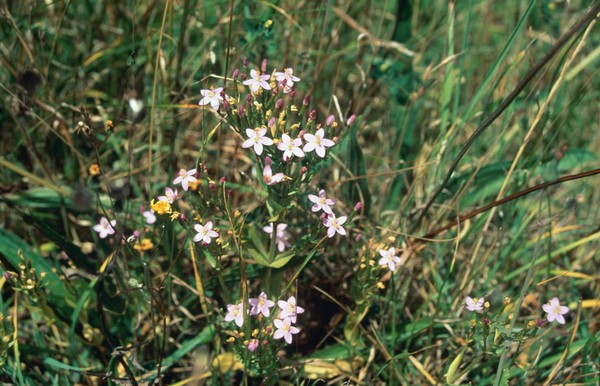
376,282,385,289
170,211,181,221
88,163,101,177
106,120,114,131
234,209,241,218
264,19,273,28
188,179,201,191
359,263,366,269
226,336,235,343
290,123,300,130
527,320,536,328
134,239,154,252
252,329,259,338
484,301,490,310
504,297,511,305
151,199,172,215
290,105,298,112
265,110,272,119
470,319,476,329
253,102,263,112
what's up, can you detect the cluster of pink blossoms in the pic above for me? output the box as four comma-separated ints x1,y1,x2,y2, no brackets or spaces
465,295,569,325
307,189,348,238
225,293,304,348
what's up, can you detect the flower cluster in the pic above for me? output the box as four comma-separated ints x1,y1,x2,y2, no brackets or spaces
224,293,304,349
465,295,569,324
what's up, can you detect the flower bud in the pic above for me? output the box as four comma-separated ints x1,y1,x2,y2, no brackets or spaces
4,272,11,280
303,95,311,106
246,93,253,105
326,115,335,126
240,73,247,81
300,166,308,174
268,117,276,128
261,59,267,73
289,89,296,98
219,176,227,184
227,189,233,197
243,57,249,67
354,202,363,211
355,233,363,242
238,105,245,117
320,212,328,221
179,213,187,222
347,114,356,126
232,68,239,80
309,109,317,121
222,99,230,111
209,182,216,191
275,98,284,109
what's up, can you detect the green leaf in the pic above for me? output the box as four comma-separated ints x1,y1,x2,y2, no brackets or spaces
343,126,371,215
268,250,295,269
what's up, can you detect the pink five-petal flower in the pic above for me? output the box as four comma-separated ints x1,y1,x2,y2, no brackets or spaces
273,317,300,344
242,69,271,93
173,168,197,191
157,187,178,204
303,128,335,158
308,189,335,214
193,221,219,245
277,134,304,161
94,217,117,239
247,339,259,352
249,292,275,317
323,214,347,238
378,247,401,272
263,223,291,252
262,156,285,185
465,296,485,312
542,297,569,324
274,68,300,87
198,87,224,111
224,303,245,327
277,296,304,324
241,127,273,155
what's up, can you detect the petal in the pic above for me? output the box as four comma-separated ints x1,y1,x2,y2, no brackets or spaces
546,313,556,322
261,137,274,146
555,314,565,324
273,330,284,340
284,332,292,344
559,306,569,314
316,146,326,158
241,139,254,148
542,304,552,313
193,234,202,243
254,142,263,155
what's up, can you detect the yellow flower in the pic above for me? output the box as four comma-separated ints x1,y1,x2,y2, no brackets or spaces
134,239,154,252
151,199,172,215
170,211,181,221
88,163,101,177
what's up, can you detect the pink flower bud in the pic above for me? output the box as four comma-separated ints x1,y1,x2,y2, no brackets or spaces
4,271,12,280
275,98,284,109
289,90,296,98
240,73,247,81
355,233,363,242
268,117,276,128
209,182,216,191
320,213,327,221
179,213,187,222
246,93,253,104
243,57,249,67
219,176,227,184
309,109,317,121
222,99,230,111
238,105,245,117
227,189,233,197
354,202,362,211
326,115,335,126
232,68,239,80
347,114,356,126
261,59,267,73
303,95,311,106
300,166,308,174
298,130,306,138
133,230,141,238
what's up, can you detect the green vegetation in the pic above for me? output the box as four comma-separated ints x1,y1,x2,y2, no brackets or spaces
1,0,599,384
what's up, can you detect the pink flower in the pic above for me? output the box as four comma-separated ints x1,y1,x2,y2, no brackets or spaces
542,297,569,324
262,156,285,185
277,296,304,324
378,247,401,271
249,292,275,317
193,221,219,245
323,214,347,238
308,189,335,214
241,127,273,155
263,223,291,252
243,69,271,93
277,134,304,160
247,339,259,352
224,303,244,327
142,210,156,225
173,168,197,191
274,68,300,87
198,87,224,111
303,128,335,158
465,296,485,312
273,317,300,344
157,187,178,204
94,217,116,239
